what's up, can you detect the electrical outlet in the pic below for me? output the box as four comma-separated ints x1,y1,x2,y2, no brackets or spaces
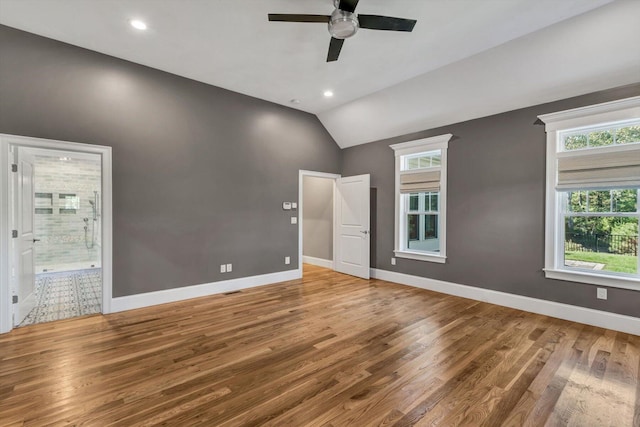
220,264,226,273
597,288,607,300
391,257,396,266
285,256,291,265
291,202,297,210
291,217,297,224
226,263,232,272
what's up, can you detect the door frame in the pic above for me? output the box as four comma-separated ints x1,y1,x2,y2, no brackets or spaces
0,133,113,333
298,170,341,277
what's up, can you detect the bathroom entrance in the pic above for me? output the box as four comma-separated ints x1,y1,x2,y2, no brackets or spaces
0,134,113,332
16,147,102,326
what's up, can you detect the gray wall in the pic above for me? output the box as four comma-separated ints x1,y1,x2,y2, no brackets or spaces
0,25,342,297
303,176,333,260
343,83,640,318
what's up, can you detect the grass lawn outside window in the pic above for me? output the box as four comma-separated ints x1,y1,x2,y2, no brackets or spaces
564,251,637,274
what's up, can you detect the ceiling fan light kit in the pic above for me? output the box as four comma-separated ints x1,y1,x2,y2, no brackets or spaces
329,9,358,39
268,0,417,62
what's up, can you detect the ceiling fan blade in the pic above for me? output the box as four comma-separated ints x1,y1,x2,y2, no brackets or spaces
358,15,417,32
268,14,330,23
339,0,360,13
327,37,345,62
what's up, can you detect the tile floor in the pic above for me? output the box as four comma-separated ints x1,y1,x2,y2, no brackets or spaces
19,269,102,327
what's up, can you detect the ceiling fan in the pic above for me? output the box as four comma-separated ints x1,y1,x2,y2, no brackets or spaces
268,0,417,62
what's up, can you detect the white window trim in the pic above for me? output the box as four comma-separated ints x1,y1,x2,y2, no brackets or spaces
539,96,640,291
391,134,452,263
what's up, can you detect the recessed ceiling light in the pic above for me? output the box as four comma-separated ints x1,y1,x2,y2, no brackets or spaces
130,20,147,30
323,90,334,98
290,99,300,104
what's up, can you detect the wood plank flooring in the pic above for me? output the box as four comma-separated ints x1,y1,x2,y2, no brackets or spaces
1,264,638,426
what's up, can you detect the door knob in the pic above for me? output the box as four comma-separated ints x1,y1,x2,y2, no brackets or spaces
360,230,369,235
33,239,40,243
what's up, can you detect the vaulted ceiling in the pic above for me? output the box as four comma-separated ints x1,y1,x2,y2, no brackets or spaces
1,0,638,147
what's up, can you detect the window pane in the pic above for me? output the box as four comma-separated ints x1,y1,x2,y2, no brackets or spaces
407,214,419,241
407,214,439,252
564,216,638,274
588,130,613,147
430,193,439,211
566,191,587,213
567,189,638,214
613,190,637,213
404,151,441,170
409,194,419,211
564,134,588,150
424,214,438,238
587,190,611,213
563,123,640,151
616,126,640,144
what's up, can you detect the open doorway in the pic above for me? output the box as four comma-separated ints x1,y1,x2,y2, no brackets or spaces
0,134,112,333
298,170,370,279
298,171,339,276
18,148,102,326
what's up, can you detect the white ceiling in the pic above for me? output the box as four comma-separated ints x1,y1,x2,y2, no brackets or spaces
1,0,638,148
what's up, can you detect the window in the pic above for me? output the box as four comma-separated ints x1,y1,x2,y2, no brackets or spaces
540,96,640,290
407,192,439,247
391,134,452,263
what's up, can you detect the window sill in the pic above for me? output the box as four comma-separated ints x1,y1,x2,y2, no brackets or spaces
394,250,446,264
544,268,640,291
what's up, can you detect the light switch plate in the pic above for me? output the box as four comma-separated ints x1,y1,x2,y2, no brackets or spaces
282,202,291,210
291,202,297,210
291,216,297,224
391,258,396,265
285,256,291,265
226,263,232,272
220,264,226,273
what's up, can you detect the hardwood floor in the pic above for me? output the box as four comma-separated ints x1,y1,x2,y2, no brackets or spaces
1,264,638,426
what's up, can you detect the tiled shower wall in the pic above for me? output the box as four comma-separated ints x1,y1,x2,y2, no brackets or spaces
34,155,101,272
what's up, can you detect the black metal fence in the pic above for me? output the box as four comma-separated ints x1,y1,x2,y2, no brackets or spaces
565,233,637,256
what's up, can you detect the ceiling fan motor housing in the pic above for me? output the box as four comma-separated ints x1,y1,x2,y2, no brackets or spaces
329,9,359,39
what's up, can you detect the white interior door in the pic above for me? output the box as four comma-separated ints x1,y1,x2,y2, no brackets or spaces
335,174,370,279
15,149,36,325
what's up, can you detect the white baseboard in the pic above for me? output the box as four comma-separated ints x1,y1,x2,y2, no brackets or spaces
371,268,640,336
302,256,333,269
111,269,301,313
